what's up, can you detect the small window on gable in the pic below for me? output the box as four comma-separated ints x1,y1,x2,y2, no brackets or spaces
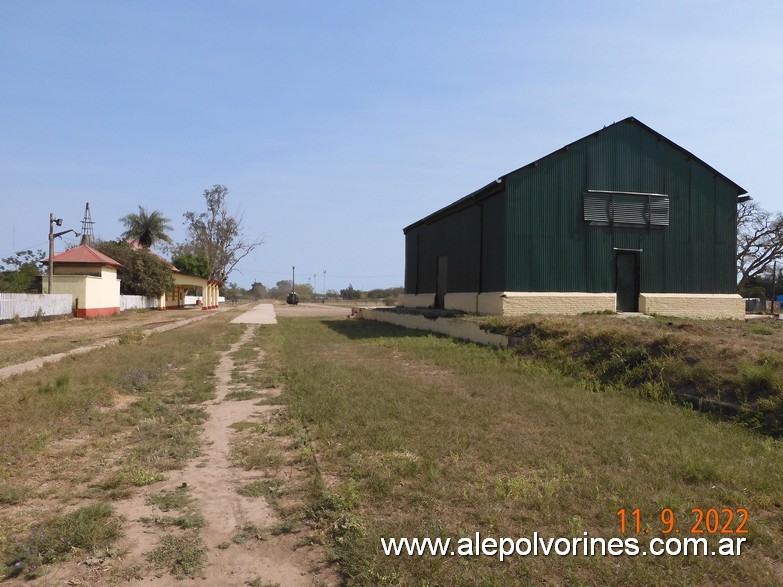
584,190,669,227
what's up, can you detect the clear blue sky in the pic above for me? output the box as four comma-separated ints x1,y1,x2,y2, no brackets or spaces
2,1,781,292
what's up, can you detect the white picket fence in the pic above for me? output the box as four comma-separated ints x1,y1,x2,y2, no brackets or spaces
0,293,74,322
120,295,159,311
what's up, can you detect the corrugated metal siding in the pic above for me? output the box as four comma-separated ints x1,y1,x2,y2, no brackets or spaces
504,120,740,294
404,191,505,295
405,118,741,298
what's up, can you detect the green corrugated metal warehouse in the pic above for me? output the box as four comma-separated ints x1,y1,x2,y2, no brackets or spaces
401,117,748,319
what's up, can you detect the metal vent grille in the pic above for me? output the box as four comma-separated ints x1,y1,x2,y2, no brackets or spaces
584,191,669,227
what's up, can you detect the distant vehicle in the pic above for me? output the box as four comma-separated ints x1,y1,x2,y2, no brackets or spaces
286,291,300,305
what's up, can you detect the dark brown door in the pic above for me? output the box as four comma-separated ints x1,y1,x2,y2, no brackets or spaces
436,255,448,309
616,251,640,312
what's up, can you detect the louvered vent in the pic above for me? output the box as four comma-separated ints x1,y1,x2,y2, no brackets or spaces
584,191,669,227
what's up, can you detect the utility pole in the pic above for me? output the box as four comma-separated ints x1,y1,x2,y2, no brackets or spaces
48,213,81,294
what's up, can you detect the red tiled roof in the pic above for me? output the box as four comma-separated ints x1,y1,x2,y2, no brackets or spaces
44,244,123,268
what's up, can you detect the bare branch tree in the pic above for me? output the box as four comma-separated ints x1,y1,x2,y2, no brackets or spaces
737,200,783,289
182,185,264,283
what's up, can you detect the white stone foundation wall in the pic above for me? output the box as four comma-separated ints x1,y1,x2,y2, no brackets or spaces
639,293,744,320
478,292,616,315
444,293,478,313
397,293,435,309
356,308,509,347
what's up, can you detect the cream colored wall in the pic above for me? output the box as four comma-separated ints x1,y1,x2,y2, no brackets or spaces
51,270,120,311
444,293,478,313
50,276,87,307
478,292,616,315
397,293,435,308
639,293,744,320
88,267,120,309
357,308,509,347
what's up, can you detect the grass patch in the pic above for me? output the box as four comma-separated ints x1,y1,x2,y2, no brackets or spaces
226,389,263,400
146,532,205,579
481,315,783,435
232,524,265,545
237,479,286,505
272,316,783,586
0,483,29,505
231,437,285,470
230,421,267,434
1,503,121,579
146,484,192,511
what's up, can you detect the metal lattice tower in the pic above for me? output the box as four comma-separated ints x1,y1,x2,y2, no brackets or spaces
80,202,95,246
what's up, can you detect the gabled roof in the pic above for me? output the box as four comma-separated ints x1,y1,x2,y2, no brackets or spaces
43,244,123,268
404,117,748,233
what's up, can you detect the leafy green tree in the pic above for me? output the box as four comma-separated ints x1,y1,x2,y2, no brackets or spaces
181,185,263,283
269,280,292,299
249,282,268,299
119,206,173,249
0,249,44,293
340,283,363,300
94,240,174,298
171,252,210,278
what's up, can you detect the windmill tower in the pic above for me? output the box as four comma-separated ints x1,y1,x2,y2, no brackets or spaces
80,202,95,246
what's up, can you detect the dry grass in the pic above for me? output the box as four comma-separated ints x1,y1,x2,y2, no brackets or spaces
273,316,783,586
0,312,242,579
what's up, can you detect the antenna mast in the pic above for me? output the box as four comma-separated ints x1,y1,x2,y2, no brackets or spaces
80,202,95,246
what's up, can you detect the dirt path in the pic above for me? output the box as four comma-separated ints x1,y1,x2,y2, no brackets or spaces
111,324,337,586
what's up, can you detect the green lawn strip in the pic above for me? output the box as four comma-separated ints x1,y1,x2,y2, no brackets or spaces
275,317,783,587
478,315,783,435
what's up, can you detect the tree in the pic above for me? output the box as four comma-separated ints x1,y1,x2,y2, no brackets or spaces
94,240,174,298
249,282,268,299
269,280,292,299
182,185,263,283
119,206,173,249
340,283,363,300
171,252,210,278
0,249,44,293
737,201,783,289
